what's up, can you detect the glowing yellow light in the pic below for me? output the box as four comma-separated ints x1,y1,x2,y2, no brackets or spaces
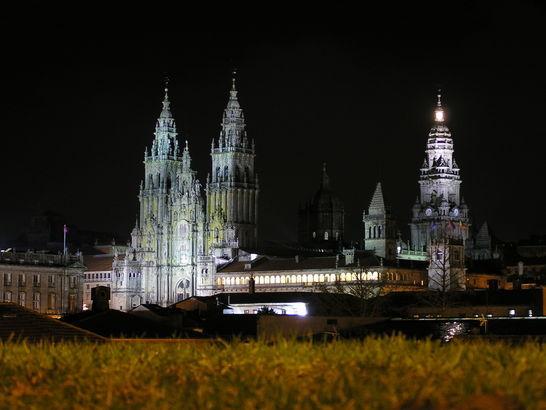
435,109,444,122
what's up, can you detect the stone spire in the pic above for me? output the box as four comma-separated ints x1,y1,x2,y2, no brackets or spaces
220,70,247,148
151,79,178,158
368,182,385,215
160,80,172,119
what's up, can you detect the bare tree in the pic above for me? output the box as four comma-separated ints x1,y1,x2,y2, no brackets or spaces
424,221,466,311
315,268,386,316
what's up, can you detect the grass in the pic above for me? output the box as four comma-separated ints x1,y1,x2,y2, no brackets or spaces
0,337,545,409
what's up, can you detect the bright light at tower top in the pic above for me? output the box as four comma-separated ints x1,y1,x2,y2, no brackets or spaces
434,90,445,122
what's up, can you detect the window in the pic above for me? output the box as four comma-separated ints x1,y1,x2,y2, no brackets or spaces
3,291,12,302
3,273,12,286
324,231,329,240
33,292,41,310
48,275,55,287
33,274,40,287
48,293,56,310
18,292,26,307
68,294,77,313
70,276,77,288
18,274,26,286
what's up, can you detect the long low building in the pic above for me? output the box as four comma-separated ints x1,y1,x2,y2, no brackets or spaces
213,252,427,294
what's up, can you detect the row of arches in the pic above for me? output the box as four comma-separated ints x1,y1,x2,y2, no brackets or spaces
217,271,381,287
367,225,383,239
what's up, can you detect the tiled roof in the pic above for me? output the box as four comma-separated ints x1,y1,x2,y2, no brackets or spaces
83,254,114,272
0,303,105,343
218,254,381,273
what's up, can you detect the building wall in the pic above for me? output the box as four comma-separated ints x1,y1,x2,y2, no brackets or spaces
0,252,84,315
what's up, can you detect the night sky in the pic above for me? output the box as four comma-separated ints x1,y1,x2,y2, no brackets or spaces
1,3,545,247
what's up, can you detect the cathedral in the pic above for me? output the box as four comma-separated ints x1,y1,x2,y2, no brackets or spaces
107,85,474,311
111,77,258,310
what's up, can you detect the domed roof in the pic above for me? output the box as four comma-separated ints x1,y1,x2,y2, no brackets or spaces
312,163,344,211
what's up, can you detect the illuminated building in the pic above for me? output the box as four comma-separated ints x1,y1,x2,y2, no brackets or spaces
407,92,470,290
206,76,259,253
111,76,256,310
0,250,84,315
363,182,397,261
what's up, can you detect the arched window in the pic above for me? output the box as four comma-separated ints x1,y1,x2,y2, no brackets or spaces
324,231,329,240
302,274,307,283
215,167,221,182
368,226,372,239
291,275,297,284
223,166,229,181
340,273,346,281
3,291,12,303
297,275,302,283
319,274,324,282
373,226,377,239
378,225,382,238
235,166,241,181
313,274,319,283
265,276,270,284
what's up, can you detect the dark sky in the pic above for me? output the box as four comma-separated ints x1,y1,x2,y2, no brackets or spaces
1,3,545,247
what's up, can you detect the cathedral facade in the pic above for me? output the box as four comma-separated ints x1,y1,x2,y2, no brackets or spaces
111,78,257,310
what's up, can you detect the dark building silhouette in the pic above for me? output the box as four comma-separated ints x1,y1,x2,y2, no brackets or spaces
298,163,344,246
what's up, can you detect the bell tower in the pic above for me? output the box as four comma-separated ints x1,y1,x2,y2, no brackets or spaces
409,91,470,290
206,74,259,254
363,182,396,261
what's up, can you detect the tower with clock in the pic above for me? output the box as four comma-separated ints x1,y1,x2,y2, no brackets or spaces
409,91,470,290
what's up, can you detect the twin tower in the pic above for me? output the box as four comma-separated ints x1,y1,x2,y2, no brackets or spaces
112,77,258,309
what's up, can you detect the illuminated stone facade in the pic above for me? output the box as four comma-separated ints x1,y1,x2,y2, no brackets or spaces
206,77,259,254
409,93,470,290
112,78,256,310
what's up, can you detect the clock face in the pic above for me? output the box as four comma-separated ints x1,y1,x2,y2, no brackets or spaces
452,208,459,217
425,208,433,216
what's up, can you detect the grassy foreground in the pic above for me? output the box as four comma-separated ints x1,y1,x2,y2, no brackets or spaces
0,337,545,409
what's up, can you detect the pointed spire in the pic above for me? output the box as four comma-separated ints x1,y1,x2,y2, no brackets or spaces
369,182,386,215
160,77,172,119
321,162,330,189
